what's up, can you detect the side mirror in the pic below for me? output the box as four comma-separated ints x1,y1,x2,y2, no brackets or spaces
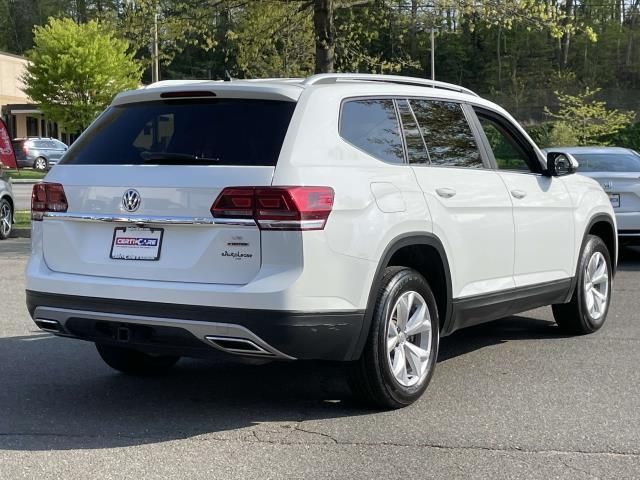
546,152,579,177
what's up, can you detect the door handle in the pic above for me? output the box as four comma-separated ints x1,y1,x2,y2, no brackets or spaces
511,189,527,199
436,187,457,199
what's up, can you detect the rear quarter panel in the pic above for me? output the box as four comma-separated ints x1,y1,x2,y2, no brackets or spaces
272,86,434,310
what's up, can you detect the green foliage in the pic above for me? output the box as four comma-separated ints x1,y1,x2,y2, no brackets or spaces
603,122,640,151
2,0,640,135
335,2,418,74
544,88,635,145
23,18,142,132
526,121,579,148
233,1,314,78
546,122,580,147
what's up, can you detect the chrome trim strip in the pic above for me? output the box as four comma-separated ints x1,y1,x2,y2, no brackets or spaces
33,306,295,360
256,219,325,230
42,212,256,227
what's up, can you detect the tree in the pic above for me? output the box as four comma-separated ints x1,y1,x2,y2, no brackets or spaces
234,1,314,78
23,18,142,132
544,88,635,145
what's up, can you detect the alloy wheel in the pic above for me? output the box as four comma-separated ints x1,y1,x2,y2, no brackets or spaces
386,291,433,387
0,202,12,238
583,251,609,320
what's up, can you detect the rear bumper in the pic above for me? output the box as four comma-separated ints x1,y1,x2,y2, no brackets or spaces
26,290,365,361
615,211,640,232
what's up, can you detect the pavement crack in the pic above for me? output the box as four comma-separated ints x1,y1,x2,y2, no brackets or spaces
291,424,339,444
2,431,639,461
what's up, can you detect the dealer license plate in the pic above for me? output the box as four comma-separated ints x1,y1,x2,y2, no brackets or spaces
110,227,164,261
609,194,620,208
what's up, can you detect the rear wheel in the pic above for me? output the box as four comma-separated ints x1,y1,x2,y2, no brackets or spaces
33,157,47,171
349,267,439,409
552,235,612,335
96,343,179,375
0,198,13,240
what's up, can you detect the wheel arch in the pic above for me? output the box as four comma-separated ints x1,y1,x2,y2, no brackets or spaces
584,213,617,277
1,194,14,212
562,213,617,304
349,233,453,360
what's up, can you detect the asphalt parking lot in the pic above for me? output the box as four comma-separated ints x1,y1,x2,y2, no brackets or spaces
1,238,639,479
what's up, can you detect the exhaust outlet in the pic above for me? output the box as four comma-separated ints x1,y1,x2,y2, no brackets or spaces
205,336,275,356
35,319,61,332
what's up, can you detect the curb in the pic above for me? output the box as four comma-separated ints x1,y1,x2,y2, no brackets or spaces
10,179,42,184
9,228,31,239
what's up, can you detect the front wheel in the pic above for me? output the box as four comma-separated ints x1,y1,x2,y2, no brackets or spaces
552,235,612,335
349,267,439,409
96,343,179,375
0,198,13,240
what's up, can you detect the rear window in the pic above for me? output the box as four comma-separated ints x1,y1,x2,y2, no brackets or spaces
573,152,640,172
61,99,296,166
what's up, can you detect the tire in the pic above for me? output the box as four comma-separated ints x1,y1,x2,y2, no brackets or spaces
0,198,13,240
96,343,179,375
552,235,612,335
33,157,48,171
348,267,440,409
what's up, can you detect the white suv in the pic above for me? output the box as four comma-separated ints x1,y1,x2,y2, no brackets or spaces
26,74,617,408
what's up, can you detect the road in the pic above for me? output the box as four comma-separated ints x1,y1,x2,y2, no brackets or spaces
9,183,33,211
1,238,639,479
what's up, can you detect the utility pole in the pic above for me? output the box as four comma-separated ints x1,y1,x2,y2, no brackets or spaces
430,27,435,81
152,12,159,83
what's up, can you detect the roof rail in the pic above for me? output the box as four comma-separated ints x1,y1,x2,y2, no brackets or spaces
302,73,479,97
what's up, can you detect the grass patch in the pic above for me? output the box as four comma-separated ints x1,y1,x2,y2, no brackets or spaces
14,210,31,229
3,169,46,180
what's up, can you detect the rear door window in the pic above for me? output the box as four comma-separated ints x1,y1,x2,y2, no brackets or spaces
61,99,296,166
340,99,405,164
409,100,482,168
397,100,429,165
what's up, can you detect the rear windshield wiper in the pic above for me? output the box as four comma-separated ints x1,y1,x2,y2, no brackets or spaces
140,152,220,165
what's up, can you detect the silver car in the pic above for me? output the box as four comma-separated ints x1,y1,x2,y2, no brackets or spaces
12,137,68,171
0,168,14,239
548,146,640,244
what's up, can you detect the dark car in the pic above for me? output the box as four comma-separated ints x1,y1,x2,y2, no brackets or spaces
12,137,68,171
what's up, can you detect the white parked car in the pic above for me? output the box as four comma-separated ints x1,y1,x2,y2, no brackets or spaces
26,74,617,408
0,168,14,240
547,146,639,245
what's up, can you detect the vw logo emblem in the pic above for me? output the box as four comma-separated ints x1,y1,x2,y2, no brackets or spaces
122,189,141,212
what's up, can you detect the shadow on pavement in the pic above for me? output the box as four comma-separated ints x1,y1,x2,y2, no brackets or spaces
618,245,640,271
1,312,568,452
438,315,566,362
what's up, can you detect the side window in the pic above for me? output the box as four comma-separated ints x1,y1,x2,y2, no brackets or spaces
396,100,429,165
409,100,482,168
340,99,405,164
477,114,531,172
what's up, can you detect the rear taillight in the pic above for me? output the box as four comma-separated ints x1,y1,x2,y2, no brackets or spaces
31,183,68,221
23,145,28,155
211,186,334,231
